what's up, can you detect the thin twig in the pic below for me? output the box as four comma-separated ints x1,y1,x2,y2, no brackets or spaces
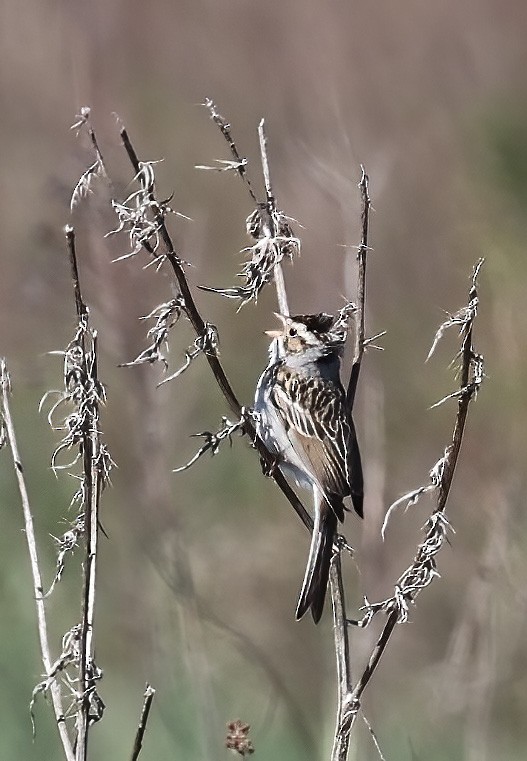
362,713,388,761
350,610,397,707
0,359,75,761
130,684,156,761
347,166,371,409
202,98,258,204
70,107,110,211
258,119,289,316
436,261,484,512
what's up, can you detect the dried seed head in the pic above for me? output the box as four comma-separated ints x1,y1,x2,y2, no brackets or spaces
225,720,254,757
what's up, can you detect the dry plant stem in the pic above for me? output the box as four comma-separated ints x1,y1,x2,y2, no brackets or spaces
204,98,258,205
330,167,371,761
118,128,312,531
76,374,101,761
436,307,474,512
332,609,399,759
0,360,75,761
65,227,102,761
130,684,156,761
336,262,483,752
258,119,289,316
347,166,370,408
329,555,353,761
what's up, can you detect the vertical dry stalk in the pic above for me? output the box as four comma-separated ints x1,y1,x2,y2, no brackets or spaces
329,167,371,761
64,226,107,761
257,119,289,316
329,554,353,759
347,166,371,407
0,360,75,761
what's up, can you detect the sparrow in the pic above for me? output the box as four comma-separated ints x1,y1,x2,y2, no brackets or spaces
254,313,363,623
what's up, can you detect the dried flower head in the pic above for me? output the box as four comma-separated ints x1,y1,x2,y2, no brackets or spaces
200,204,300,307
225,720,254,757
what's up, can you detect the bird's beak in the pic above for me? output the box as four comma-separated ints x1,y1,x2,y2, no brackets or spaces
264,312,288,338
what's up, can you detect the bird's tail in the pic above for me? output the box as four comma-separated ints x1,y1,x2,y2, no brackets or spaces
295,499,338,624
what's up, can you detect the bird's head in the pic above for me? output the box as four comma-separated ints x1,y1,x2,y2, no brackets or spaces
265,313,339,357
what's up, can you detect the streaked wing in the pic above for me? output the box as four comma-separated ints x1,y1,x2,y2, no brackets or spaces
271,371,351,500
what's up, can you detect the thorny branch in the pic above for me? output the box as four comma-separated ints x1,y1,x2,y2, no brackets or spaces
331,259,485,758
0,360,75,761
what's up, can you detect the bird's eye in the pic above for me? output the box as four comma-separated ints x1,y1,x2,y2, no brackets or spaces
288,327,297,337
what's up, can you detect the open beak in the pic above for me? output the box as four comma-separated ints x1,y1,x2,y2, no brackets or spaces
264,312,288,337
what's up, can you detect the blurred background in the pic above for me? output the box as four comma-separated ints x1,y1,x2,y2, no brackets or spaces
1,1,527,759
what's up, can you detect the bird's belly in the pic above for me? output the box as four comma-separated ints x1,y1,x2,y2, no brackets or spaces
256,405,314,491
279,459,314,491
